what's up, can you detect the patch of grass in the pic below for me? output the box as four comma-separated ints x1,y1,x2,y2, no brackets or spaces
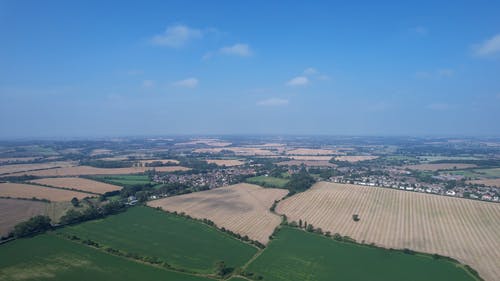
246,175,289,188
91,174,151,186
246,227,477,281
56,206,257,274
448,168,500,179
0,234,212,281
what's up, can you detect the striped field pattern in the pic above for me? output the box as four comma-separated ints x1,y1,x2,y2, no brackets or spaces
276,182,500,281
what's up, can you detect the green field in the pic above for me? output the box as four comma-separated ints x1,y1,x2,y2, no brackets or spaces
448,168,500,179
57,206,257,273
91,174,152,186
246,227,477,281
0,234,211,281
246,175,289,188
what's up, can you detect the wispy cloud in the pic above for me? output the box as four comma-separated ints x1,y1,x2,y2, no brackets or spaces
220,43,252,57
257,98,289,106
151,24,202,48
303,67,318,75
474,33,500,57
173,78,199,88
142,80,155,88
286,76,309,86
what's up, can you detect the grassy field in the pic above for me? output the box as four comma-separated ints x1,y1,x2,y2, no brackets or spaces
246,175,289,188
246,227,477,281
91,174,152,186
448,168,500,179
0,234,211,281
57,206,257,273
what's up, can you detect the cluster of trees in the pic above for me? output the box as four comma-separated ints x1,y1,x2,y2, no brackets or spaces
285,167,315,194
80,160,133,168
284,219,357,243
60,201,126,225
11,215,52,238
177,157,218,173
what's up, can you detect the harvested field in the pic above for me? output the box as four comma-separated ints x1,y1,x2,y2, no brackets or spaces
0,183,92,201
468,179,500,188
277,160,336,167
194,147,275,156
0,161,75,175
286,148,337,155
289,155,333,161
406,163,477,171
4,165,189,177
148,183,288,244
0,198,48,236
277,182,500,281
206,159,244,166
334,155,379,162
30,177,122,194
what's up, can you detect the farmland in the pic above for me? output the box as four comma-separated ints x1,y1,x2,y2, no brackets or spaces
194,147,275,156
4,165,189,177
334,155,378,162
246,227,476,281
206,159,244,166
0,198,47,237
289,155,333,161
0,161,75,175
276,182,500,281
138,159,180,166
277,160,336,167
90,174,152,186
0,183,92,201
148,183,288,244
0,234,212,281
57,206,257,273
286,148,337,155
405,163,477,171
30,177,122,194
246,175,289,188
469,179,500,187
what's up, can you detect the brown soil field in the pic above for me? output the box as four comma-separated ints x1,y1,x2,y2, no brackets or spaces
138,159,180,165
406,163,477,171
334,155,379,162
468,179,500,188
4,165,189,177
194,147,275,156
286,148,337,155
148,183,288,244
289,155,333,161
206,159,244,166
0,198,48,236
30,177,122,194
0,183,91,201
277,182,500,281
0,161,76,175
277,160,336,168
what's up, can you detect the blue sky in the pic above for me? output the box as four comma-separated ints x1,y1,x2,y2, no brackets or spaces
1,0,500,137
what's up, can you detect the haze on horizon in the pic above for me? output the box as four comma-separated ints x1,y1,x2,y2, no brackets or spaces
1,0,500,138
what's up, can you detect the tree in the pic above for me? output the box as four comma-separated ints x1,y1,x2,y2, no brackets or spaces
13,216,52,238
71,197,80,207
299,219,303,228
215,261,233,277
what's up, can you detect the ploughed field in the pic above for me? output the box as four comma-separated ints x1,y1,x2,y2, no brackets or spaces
276,182,500,281
4,165,189,177
0,183,92,201
30,177,122,194
57,206,257,273
0,198,48,237
246,227,476,281
148,183,288,244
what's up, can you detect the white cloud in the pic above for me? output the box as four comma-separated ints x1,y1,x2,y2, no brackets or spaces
303,67,318,75
286,76,309,86
151,24,202,48
142,80,155,88
474,34,500,57
257,98,289,106
173,78,199,88
220,43,252,57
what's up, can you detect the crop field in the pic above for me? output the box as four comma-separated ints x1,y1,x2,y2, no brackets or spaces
0,198,48,237
0,157,39,164
137,159,180,165
334,155,378,162
175,138,232,147
0,183,91,202
148,183,288,244
405,163,477,171
4,165,189,177
277,160,336,167
289,155,333,161
469,179,500,187
246,227,476,281
30,177,122,194
206,159,244,166
286,148,336,155
194,147,275,156
276,182,500,281
91,174,152,186
246,175,289,188
0,234,211,281
0,161,76,175
57,206,257,274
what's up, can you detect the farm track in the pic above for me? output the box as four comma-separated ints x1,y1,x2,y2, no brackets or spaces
276,182,500,281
